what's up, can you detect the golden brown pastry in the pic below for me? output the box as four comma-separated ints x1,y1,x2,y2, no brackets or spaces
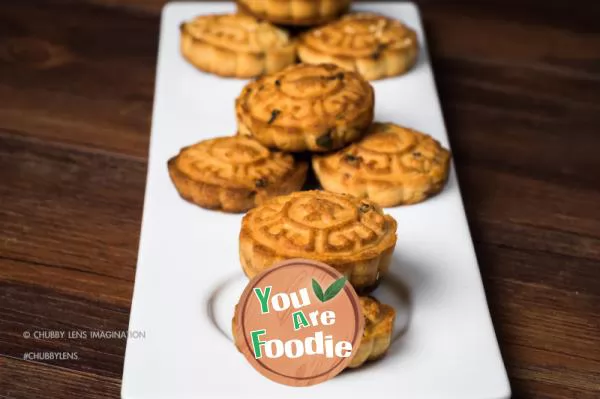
180,13,296,78
236,0,351,26
313,123,451,207
239,190,397,289
348,296,395,368
298,13,419,80
231,296,395,369
168,136,307,212
236,63,374,152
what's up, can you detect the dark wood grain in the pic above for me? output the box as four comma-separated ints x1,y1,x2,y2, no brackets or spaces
0,356,121,398
1,0,599,398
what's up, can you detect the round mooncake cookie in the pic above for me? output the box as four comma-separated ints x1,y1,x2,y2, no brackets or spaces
236,0,351,26
349,296,395,368
168,136,307,213
180,13,296,78
231,296,395,369
236,63,374,152
312,123,451,207
239,190,397,289
298,13,419,80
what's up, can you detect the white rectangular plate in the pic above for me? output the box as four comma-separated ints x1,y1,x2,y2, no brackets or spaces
122,2,511,398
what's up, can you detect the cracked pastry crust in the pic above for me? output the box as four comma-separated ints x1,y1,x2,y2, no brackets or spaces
231,296,396,369
168,136,307,213
236,63,374,153
180,13,296,78
313,122,451,207
348,296,396,368
298,13,419,80
239,190,397,289
236,0,351,26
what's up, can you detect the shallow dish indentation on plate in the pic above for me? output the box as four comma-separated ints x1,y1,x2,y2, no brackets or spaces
207,272,412,345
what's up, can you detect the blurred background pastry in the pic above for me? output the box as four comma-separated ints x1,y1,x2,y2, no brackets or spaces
298,13,419,80
180,13,296,78
236,0,352,26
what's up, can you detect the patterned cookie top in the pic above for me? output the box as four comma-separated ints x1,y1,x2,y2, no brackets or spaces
313,123,451,186
241,190,397,260
236,63,373,135
300,13,417,59
180,13,293,54
171,136,298,189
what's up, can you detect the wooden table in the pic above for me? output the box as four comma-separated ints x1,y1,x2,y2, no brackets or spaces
1,0,599,397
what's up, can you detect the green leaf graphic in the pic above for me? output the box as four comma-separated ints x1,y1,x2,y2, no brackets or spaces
312,279,325,302
323,276,348,302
